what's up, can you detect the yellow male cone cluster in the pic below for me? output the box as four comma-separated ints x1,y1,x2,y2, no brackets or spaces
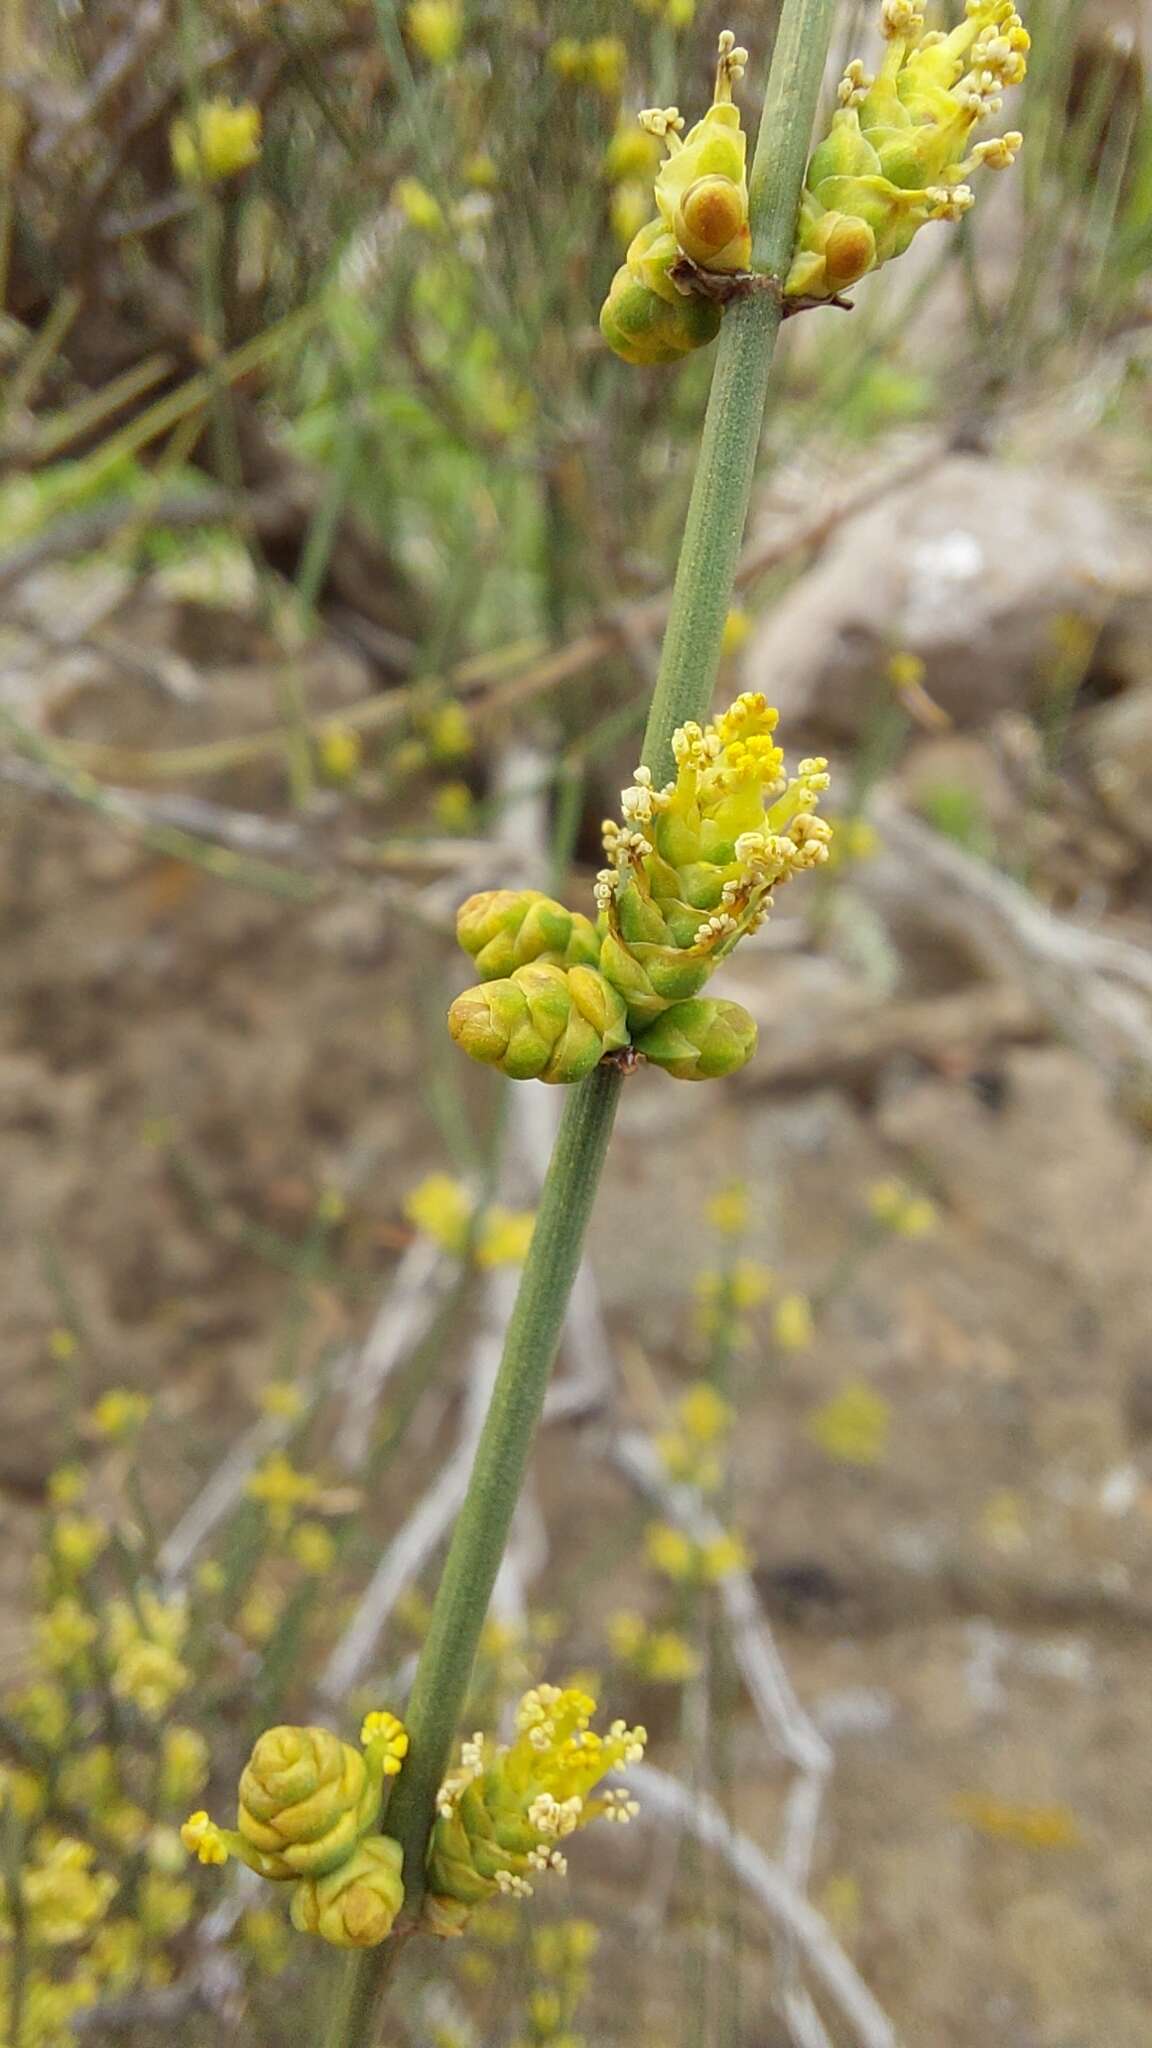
181,1713,409,1949
600,32,749,364
424,1686,646,1936
787,0,1028,300
601,4,1027,361
448,694,832,1085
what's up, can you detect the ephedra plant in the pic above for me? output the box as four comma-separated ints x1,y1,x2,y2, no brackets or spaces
88,0,1030,2039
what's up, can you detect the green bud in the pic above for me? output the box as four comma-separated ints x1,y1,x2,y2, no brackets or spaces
635,998,757,1081
599,222,722,366
447,962,629,1084
456,889,600,980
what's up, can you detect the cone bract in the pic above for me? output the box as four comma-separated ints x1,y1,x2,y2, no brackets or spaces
289,1834,404,1948
456,889,601,980
237,1726,380,1879
635,997,758,1080
448,961,630,1083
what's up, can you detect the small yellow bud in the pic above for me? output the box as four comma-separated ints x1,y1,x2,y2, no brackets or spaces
701,1531,748,1580
317,724,363,783
290,1520,337,1575
171,100,261,185
464,152,498,189
721,607,753,655
773,1292,815,1351
89,1389,151,1440
586,35,627,96
48,1327,77,1362
867,1179,937,1237
887,650,926,693
433,780,475,831
161,1726,211,1805
258,1380,306,1421
475,1206,535,1268
246,1452,321,1532
47,1464,86,1507
404,1173,474,1255
705,1181,749,1235
806,1382,890,1466
644,1523,695,1581
951,1793,1081,1851
426,700,472,762
405,0,462,64
610,180,653,248
393,177,445,231
549,38,586,80
52,1514,107,1576
677,1382,733,1444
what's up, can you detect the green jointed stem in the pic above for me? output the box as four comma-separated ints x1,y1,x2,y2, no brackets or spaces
338,0,838,2033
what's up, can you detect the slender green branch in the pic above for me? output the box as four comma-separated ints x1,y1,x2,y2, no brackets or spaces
336,1,837,2035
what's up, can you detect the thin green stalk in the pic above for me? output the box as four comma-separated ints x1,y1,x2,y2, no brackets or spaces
334,1,837,2036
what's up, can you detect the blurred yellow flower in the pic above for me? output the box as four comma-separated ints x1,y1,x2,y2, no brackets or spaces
139,1872,195,1939
426,700,472,761
238,1587,284,1645
644,1629,702,1682
290,1519,337,1575
705,1182,749,1236
90,1389,151,1440
404,1172,473,1254
52,1514,107,1576
721,608,753,655
171,100,261,185
13,1681,69,1749
36,1596,98,1671
603,123,661,184
952,1793,1082,1851
161,1726,210,1806
47,1464,86,1508
610,180,651,247
678,1382,732,1444
317,724,363,783
825,814,879,870
48,1328,77,1362
434,780,475,831
773,1292,815,1351
887,650,926,693
247,1452,321,1531
393,176,445,231
406,0,462,64
22,1838,118,1946
258,1380,306,1421
112,1641,190,1719
476,1205,535,1268
586,36,627,94
867,1179,937,1238
464,152,498,189
644,1522,695,1581
701,1532,747,1580
241,1904,293,1975
806,1382,890,1466
0,1763,44,1821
